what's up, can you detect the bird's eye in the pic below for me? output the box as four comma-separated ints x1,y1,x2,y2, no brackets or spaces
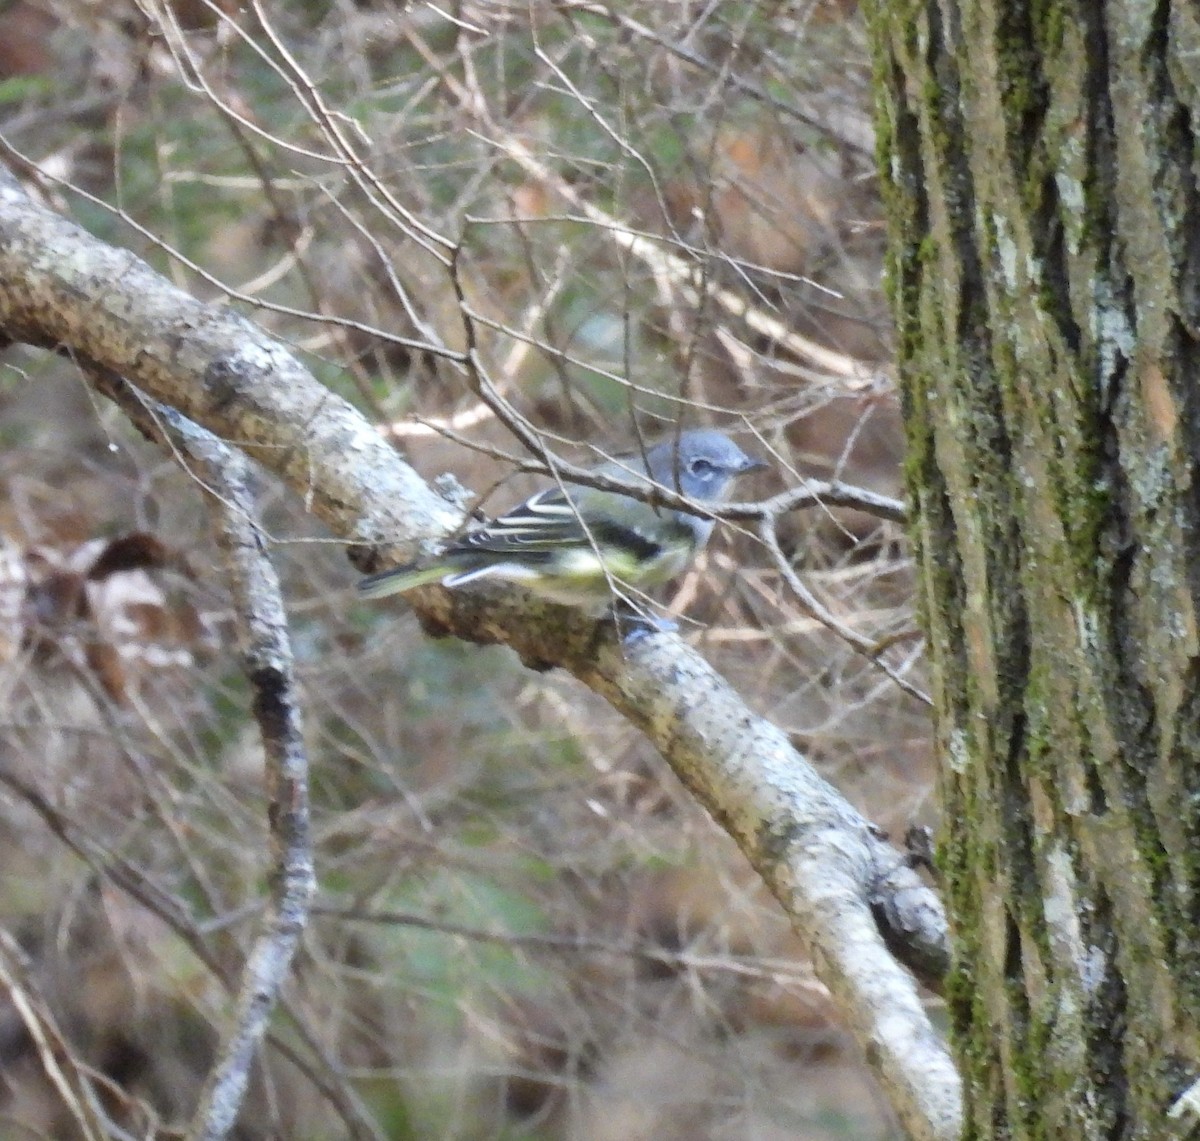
688,457,716,477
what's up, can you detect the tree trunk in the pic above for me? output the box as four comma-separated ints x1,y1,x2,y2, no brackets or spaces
866,0,1200,1135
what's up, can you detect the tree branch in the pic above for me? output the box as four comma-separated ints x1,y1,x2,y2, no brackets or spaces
134,396,316,1141
62,371,317,1139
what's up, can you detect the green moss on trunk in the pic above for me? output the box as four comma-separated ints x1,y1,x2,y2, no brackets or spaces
865,0,1200,1134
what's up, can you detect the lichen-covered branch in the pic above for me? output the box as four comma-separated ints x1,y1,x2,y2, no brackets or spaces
72,371,318,1140
156,402,315,1141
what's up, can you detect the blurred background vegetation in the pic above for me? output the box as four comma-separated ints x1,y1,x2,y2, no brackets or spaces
0,1,933,1137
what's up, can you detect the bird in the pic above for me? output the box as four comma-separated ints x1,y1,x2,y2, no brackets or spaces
357,429,764,616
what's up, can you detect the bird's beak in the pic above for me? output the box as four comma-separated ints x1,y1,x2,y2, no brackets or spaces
741,456,769,473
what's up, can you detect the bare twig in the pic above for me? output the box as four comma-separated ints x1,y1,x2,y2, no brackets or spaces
0,766,383,1141
0,930,114,1141
758,516,931,706
149,409,314,1141
312,900,829,985
87,387,317,1141
390,398,908,529
727,478,907,525
554,2,877,154
402,23,880,387
70,362,317,1138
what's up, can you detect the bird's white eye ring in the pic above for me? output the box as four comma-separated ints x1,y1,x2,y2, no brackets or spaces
688,457,715,477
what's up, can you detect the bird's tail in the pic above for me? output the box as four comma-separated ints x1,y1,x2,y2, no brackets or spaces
357,561,452,599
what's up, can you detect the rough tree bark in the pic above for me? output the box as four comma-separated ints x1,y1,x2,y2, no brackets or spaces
867,0,1200,1135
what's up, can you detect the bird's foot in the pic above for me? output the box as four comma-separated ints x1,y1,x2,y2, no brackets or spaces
610,606,677,645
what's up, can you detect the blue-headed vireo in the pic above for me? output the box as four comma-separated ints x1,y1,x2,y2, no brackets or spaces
358,429,764,615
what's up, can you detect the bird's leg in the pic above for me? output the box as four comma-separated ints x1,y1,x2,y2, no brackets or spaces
608,602,677,644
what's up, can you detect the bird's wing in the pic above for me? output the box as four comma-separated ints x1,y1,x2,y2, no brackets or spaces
455,487,593,554
454,486,680,559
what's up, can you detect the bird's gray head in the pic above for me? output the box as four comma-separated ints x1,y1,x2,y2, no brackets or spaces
644,430,764,503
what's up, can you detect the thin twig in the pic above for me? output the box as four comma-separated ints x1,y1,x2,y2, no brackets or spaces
311,902,827,985
759,516,932,707
0,931,114,1141
0,765,381,1141
403,22,879,386
138,408,315,1141
554,2,876,153
73,367,317,1139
